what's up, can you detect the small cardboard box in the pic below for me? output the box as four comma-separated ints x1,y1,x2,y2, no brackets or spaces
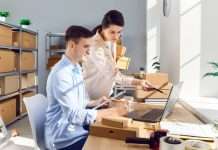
90,122,138,140
101,117,132,128
21,73,37,89
135,73,172,99
21,92,36,114
135,83,173,99
0,24,12,46
145,73,169,87
18,52,35,71
0,75,19,95
0,50,16,73
0,98,16,125
13,31,36,49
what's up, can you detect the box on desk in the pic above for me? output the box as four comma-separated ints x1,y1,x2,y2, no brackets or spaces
90,122,138,140
134,73,172,99
135,83,173,99
0,75,19,95
90,101,163,140
145,73,169,86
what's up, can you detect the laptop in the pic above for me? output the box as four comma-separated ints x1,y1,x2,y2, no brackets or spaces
127,82,183,123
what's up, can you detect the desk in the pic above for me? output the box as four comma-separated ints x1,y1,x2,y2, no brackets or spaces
84,103,203,150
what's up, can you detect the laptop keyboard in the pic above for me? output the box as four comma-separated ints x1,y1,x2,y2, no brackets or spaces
142,109,163,121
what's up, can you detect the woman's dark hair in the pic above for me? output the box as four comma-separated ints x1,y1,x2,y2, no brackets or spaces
93,10,125,33
65,25,94,43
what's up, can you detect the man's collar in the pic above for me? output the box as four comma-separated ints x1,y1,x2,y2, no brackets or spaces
62,55,81,73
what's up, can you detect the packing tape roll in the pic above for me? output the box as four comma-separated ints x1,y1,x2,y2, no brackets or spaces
160,136,184,150
184,140,210,150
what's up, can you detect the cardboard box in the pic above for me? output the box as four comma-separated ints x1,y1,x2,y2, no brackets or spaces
0,75,19,95
101,117,132,128
0,24,12,46
19,52,35,71
134,73,172,99
21,73,37,89
13,31,36,49
135,83,173,99
0,50,16,73
21,92,36,114
90,122,138,140
145,73,169,87
47,55,61,69
0,98,16,125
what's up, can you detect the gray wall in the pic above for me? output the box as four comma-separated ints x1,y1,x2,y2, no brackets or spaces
0,0,147,93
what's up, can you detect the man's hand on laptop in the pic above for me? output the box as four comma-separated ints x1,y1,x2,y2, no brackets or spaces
87,96,111,108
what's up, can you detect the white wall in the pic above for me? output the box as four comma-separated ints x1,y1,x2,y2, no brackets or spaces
0,0,147,94
200,0,218,97
149,0,218,98
160,0,180,84
146,0,161,72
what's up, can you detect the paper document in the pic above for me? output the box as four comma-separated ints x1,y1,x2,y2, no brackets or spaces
161,121,218,138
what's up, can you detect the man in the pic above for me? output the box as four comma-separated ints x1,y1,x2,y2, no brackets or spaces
45,26,127,150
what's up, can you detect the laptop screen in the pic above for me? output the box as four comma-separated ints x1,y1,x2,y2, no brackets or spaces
160,82,183,120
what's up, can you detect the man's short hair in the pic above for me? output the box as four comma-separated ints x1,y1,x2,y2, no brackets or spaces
65,25,94,43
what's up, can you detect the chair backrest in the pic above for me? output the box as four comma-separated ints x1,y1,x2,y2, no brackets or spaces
24,94,48,150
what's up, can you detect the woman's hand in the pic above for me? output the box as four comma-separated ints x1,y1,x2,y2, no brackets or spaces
140,80,157,91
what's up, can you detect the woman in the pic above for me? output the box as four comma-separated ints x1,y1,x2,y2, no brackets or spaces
83,10,152,100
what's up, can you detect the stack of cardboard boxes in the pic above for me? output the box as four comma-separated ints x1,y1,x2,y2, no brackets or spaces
0,23,37,124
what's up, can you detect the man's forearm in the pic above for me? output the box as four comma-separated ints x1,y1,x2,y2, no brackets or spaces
87,100,98,108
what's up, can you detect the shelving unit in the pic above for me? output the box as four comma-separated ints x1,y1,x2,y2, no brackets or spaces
45,32,65,70
0,21,38,126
